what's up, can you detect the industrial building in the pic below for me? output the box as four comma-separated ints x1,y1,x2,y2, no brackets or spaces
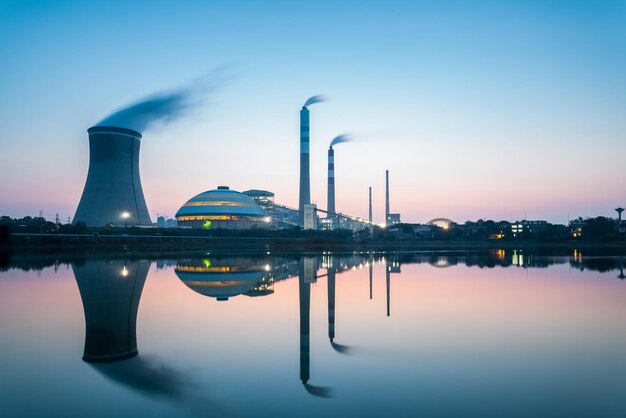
174,258,270,301
175,186,270,229
73,126,151,227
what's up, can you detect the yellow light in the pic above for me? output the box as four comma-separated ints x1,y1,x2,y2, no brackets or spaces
442,224,449,230
121,266,129,277
121,212,130,219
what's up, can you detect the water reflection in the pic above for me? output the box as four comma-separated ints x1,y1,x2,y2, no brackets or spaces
73,260,149,362
3,249,625,416
72,259,225,417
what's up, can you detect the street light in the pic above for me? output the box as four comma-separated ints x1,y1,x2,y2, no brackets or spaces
121,212,130,228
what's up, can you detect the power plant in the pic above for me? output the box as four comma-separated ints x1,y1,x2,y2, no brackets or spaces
73,126,151,227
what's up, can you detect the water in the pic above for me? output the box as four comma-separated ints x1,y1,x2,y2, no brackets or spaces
1,250,625,417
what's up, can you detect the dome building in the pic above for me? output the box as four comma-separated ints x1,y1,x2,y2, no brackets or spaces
174,258,270,301
175,186,270,229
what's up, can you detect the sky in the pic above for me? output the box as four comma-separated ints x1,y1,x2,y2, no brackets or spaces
1,0,625,224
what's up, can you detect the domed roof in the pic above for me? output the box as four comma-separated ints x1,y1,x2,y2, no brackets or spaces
174,259,266,301
175,186,265,218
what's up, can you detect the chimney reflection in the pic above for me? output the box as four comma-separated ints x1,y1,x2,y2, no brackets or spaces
73,260,149,362
299,256,332,398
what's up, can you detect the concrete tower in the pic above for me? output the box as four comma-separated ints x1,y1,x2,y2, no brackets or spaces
73,259,150,362
327,146,336,226
74,126,151,227
299,107,311,221
369,186,372,224
385,170,390,225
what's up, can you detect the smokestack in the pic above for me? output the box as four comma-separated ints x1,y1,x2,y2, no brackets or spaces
299,258,311,385
368,187,372,224
327,146,335,223
73,260,150,362
386,258,390,317
328,265,336,342
74,126,151,226
385,170,390,225
299,107,311,220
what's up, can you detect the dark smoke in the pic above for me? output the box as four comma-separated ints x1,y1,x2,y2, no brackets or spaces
330,134,351,147
96,69,228,133
330,341,354,354
303,383,334,398
304,95,326,107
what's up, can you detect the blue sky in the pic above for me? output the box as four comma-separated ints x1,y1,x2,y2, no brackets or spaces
1,0,625,223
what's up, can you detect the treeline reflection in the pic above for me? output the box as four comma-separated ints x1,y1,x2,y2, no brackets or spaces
2,250,624,277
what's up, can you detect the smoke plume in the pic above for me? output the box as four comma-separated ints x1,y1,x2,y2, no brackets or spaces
303,95,326,107
96,69,228,133
330,134,351,147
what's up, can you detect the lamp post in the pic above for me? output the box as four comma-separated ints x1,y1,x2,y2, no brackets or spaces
122,212,130,228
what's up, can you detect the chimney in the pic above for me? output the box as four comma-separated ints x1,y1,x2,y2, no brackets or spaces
327,146,335,218
299,107,311,223
385,170,390,225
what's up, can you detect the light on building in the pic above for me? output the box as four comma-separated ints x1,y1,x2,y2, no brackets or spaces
121,266,129,277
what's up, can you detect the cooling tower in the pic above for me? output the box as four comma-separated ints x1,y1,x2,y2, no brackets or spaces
72,259,150,362
327,146,335,217
299,107,311,221
73,126,151,227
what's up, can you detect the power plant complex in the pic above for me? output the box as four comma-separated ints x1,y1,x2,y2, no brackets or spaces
73,97,400,231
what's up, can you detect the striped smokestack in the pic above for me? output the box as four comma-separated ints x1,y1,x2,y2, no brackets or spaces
327,146,335,216
299,106,311,220
369,186,372,224
385,170,390,225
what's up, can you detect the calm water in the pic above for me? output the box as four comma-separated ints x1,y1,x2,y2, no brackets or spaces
1,250,625,418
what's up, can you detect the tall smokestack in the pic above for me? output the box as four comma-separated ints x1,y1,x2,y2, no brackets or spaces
74,126,151,226
368,187,372,224
385,170,390,225
299,257,311,384
386,258,391,317
327,146,335,223
328,265,336,342
299,107,311,220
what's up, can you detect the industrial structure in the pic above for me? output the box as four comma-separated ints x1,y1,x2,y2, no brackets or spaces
73,259,150,362
174,258,270,301
327,145,336,228
385,170,401,226
73,126,151,227
299,105,312,221
175,186,270,229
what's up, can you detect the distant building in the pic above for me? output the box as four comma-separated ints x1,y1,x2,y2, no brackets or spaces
243,189,275,227
156,216,178,228
511,220,548,237
303,204,318,230
386,213,401,226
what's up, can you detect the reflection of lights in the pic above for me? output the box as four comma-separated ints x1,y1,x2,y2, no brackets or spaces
264,217,271,223
121,266,129,277
264,264,271,271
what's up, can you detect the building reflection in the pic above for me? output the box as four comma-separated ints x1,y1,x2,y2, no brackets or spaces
174,257,271,301
72,259,226,416
73,260,149,362
299,256,333,398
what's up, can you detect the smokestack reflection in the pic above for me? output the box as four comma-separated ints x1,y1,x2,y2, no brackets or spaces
298,256,332,398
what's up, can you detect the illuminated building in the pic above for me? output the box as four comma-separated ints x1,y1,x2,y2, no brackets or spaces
303,203,318,230
243,189,275,227
175,186,270,229
174,258,268,301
